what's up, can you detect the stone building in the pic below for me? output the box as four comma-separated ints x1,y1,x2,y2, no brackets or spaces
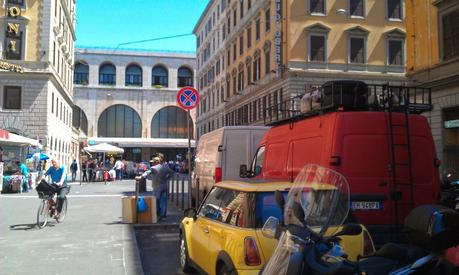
73,48,196,162
0,0,76,168
406,0,459,170
194,0,408,138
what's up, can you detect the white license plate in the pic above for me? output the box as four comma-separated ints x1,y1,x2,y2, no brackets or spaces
351,201,382,210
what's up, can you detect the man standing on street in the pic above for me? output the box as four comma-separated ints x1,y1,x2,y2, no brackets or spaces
70,159,78,182
137,156,173,220
114,158,123,180
16,161,29,193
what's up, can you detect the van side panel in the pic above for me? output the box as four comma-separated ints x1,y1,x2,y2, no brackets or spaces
195,129,224,194
264,142,289,178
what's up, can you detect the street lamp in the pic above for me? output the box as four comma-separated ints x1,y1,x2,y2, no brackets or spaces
336,8,346,15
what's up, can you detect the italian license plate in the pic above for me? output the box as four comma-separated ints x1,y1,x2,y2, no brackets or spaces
351,201,382,210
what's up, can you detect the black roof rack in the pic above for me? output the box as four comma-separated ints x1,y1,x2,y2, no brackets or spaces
264,81,432,126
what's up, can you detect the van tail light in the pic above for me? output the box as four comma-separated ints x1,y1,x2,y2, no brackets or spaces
434,158,441,168
215,167,222,183
244,237,261,266
362,230,375,256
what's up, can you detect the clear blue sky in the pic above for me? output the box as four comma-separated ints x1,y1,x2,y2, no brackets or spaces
75,0,208,53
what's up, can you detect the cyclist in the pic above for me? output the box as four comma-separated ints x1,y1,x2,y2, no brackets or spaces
40,158,68,218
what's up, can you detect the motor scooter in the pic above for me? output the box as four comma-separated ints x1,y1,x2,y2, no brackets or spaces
262,164,459,275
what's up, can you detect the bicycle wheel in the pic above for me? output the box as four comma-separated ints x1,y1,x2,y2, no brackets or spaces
56,198,67,223
37,200,49,229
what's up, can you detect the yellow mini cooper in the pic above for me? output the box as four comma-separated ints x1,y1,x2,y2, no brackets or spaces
179,181,374,275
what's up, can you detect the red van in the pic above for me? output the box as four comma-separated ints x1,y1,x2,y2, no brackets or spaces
242,81,440,243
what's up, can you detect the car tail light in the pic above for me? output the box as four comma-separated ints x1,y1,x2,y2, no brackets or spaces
244,237,261,266
215,167,222,183
362,230,374,256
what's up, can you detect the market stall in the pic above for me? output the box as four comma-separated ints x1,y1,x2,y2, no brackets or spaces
0,129,42,193
83,143,124,184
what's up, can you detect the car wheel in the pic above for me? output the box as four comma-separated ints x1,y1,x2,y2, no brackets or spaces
180,234,194,273
217,263,237,275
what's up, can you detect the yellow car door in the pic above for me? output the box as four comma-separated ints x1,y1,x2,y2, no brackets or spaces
188,216,212,272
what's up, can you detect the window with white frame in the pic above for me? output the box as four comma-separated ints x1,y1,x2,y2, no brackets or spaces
309,35,326,62
247,26,252,48
349,37,365,63
387,0,402,20
388,39,403,65
309,0,325,14
349,0,364,17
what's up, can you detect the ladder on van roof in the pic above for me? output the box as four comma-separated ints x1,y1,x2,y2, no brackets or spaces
384,85,415,238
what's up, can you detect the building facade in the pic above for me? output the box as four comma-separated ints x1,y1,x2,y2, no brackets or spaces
194,0,408,138
73,48,196,162
406,0,459,170
0,0,76,168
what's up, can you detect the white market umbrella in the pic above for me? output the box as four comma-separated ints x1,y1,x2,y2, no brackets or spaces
83,143,124,184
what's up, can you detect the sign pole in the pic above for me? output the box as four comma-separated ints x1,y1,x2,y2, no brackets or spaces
187,109,192,208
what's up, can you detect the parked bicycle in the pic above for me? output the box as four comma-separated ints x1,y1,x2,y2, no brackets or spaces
36,179,71,229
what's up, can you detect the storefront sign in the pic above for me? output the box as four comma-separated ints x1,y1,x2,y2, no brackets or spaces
274,0,282,77
0,60,23,73
88,140,96,145
3,1,24,61
444,119,459,129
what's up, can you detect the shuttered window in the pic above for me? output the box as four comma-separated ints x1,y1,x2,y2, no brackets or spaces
442,9,459,60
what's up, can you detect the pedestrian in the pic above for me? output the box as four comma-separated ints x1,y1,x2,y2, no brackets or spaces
137,156,173,220
40,159,68,219
16,161,29,193
82,160,88,182
158,154,174,217
114,158,123,180
88,160,95,181
70,159,78,182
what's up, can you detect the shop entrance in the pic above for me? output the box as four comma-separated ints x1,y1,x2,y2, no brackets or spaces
442,106,459,171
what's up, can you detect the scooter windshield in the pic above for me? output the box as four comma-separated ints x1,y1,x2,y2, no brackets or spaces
284,164,350,236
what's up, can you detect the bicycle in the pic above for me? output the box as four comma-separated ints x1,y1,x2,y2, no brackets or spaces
36,180,71,229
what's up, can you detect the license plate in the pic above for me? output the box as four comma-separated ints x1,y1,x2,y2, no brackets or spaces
351,201,382,210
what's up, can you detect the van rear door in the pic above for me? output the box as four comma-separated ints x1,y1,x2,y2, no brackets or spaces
221,129,255,180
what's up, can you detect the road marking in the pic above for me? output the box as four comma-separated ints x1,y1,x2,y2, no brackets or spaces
1,194,123,199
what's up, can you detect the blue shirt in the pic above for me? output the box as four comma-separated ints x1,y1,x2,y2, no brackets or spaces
19,163,28,176
45,165,67,186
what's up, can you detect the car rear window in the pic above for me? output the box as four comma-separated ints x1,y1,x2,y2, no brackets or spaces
255,191,288,228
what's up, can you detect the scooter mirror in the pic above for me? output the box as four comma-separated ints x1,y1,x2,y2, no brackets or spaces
262,216,280,239
335,223,362,236
275,190,285,210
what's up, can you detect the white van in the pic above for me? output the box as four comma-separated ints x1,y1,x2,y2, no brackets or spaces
191,126,269,204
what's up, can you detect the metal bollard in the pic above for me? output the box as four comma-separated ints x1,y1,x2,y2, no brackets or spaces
171,175,175,202
175,174,179,207
181,177,185,210
188,176,192,208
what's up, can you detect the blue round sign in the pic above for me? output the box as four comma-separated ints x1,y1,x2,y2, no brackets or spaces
177,87,200,110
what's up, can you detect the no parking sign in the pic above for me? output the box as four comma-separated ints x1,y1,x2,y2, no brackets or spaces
177,86,200,110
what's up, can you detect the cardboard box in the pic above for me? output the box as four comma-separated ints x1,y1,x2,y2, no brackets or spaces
121,196,157,224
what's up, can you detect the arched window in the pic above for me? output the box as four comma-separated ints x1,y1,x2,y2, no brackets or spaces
72,106,88,135
177,66,193,87
152,65,168,87
99,63,116,85
151,106,193,138
74,62,89,85
125,64,142,86
98,105,141,137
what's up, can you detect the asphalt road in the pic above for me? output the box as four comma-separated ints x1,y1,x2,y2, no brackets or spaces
0,179,189,275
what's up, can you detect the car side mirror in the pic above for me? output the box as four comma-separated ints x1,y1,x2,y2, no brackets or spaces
335,223,362,237
262,216,279,239
239,164,248,178
184,208,197,220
